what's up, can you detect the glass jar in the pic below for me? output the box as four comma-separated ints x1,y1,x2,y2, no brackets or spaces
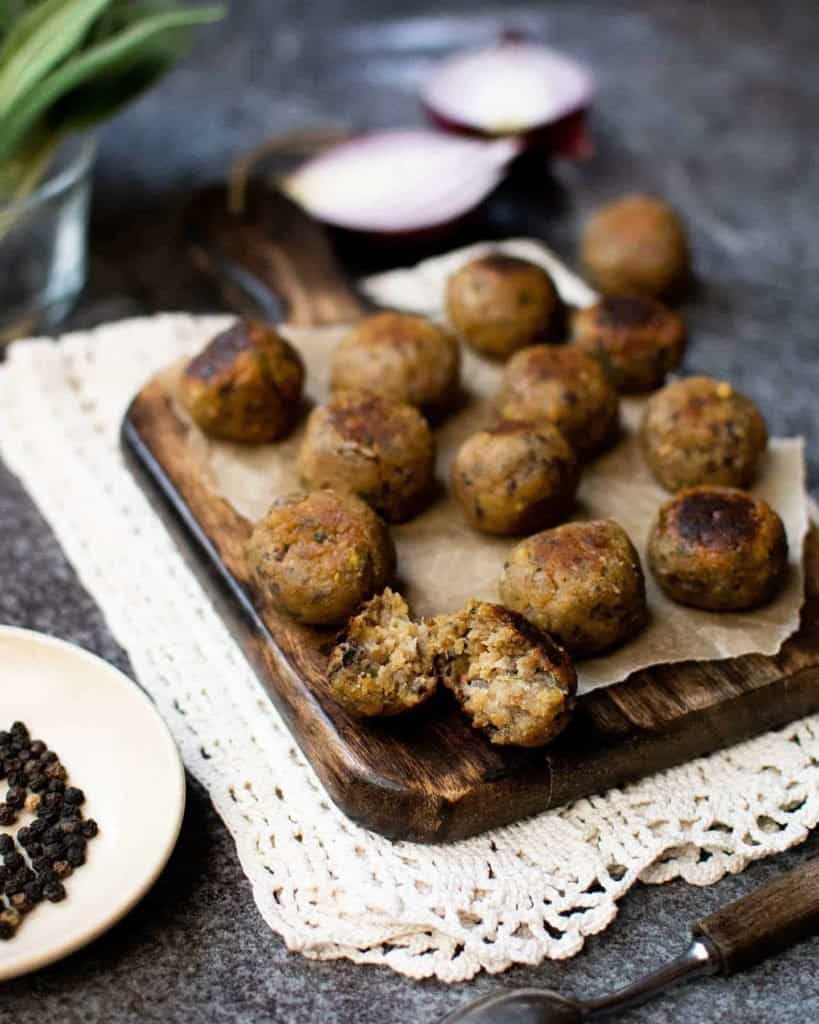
0,134,95,345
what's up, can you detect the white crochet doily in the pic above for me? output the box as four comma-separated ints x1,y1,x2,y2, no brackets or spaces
1,313,818,983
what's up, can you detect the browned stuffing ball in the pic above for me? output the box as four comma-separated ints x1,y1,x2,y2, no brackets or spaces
641,376,768,492
450,420,579,536
500,520,648,657
245,490,395,626
431,600,576,747
494,345,619,458
571,295,687,393
326,588,438,717
648,486,788,611
445,253,564,358
179,320,304,443
298,390,435,522
331,312,460,410
581,194,690,299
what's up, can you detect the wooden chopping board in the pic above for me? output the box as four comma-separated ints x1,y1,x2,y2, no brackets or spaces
121,186,819,842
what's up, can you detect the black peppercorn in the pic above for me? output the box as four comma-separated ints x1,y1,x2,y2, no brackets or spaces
52,860,73,880
66,847,85,868
43,880,66,903
10,722,30,743
3,852,23,871
81,819,99,839
10,892,34,914
44,762,67,782
43,827,63,845
27,819,45,838
41,792,63,811
26,843,43,859
5,787,26,810
60,805,81,821
0,731,10,746
47,778,65,794
24,879,43,904
0,835,14,855
43,842,65,860
59,820,80,836
29,741,46,757
32,856,52,875
40,750,58,765
64,787,85,806
0,805,16,826
6,770,24,788
16,826,32,847
0,920,15,940
28,773,48,793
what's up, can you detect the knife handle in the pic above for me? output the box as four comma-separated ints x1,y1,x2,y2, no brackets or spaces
693,856,819,975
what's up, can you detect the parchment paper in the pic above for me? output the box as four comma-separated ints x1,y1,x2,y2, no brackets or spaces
176,240,809,694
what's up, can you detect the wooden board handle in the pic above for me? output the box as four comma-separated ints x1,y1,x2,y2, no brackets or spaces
693,857,819,975
183,181,368,328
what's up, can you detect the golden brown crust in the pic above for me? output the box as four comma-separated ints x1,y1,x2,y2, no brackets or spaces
494,345,619,458
179,320,304,443
331,312,460,409
648,486,788,611
641,376,768,492
445,254,564,358
245,489,395,625
450,420,579,536
499,520,648,657
430,600,576,747
581,194,690,299
297,390,435,522
571,295,687,393
327,588,438,717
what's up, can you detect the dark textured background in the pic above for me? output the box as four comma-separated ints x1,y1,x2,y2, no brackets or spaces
2,2,818,1021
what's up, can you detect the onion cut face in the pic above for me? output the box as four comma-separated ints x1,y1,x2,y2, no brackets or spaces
422,40,594,158
282,130,521,235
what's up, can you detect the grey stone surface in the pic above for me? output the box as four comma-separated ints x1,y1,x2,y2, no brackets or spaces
1,2,818,1021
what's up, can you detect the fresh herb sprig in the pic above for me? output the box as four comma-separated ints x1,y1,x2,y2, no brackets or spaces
0,0,224,203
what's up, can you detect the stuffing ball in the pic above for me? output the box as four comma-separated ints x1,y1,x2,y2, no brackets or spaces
581,194,690,299
179,320,304,443
326,588,438,717
298,390,435,522
641,376,768,492
571,295,687,393
245,490,395,626
331,312,460,410
432,600,576,747
648,486,788,611
495,346,619,458
450,420,579,536
446,253,564,358
500,520,648,657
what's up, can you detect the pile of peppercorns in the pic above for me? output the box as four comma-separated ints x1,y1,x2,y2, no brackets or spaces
0,721,99,940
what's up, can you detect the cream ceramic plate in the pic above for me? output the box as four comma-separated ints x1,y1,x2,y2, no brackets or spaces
0,627,185,980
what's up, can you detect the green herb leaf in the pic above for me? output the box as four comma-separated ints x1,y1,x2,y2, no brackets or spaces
0,0,115,117
0,4,223,163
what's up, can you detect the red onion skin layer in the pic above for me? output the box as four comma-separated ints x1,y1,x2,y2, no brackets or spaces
423,105,593,161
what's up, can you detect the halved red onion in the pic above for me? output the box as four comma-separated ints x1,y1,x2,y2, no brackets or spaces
281,129,521,235
422,39,594,158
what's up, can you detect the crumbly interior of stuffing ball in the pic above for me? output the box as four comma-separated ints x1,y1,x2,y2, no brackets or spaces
327,589,438,717
431,601,576,747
